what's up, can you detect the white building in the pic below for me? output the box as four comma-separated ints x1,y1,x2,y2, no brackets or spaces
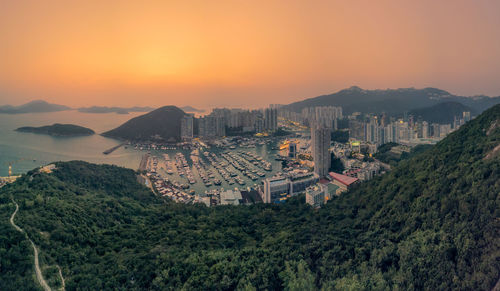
262,172,319,203
305,184,327,208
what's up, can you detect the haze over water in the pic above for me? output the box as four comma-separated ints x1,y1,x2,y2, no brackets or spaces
0,111,144,176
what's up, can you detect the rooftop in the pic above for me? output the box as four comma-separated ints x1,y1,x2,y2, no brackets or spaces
329,172,359,186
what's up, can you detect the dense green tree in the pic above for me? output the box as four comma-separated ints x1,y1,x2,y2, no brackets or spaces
0,105,499,290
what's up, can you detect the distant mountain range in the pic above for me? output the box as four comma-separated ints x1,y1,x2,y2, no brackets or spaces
180,106,204,113
15,123,95,136
102,106,186,142
78,106,154,114
284,86,500,115
0,100,70,114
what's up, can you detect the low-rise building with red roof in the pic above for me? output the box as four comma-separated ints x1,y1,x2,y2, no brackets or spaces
329,172,359,195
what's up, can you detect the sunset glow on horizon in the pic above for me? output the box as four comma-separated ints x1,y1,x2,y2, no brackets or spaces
1,0,500,108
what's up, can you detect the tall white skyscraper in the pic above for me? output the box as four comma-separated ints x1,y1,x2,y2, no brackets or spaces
311,125,331,178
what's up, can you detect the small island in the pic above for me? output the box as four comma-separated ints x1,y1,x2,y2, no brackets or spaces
15,123,95,137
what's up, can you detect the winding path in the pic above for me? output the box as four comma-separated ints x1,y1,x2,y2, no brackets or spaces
57,265,66,290
9,198,53,291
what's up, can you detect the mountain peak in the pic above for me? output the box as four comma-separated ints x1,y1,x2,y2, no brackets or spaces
346,85,363,91
24,99,49,105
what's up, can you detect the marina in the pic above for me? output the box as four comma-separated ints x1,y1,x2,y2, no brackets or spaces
140,141,283,204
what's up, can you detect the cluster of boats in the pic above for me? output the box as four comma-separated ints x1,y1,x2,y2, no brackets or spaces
151,176,193,203
163,154,175,174
191,151,222,187
221,151,272,181
238,151,273,171
221,152,260,181
144,156,194,203
142,145,276,204
204,151,243,185
174,153,196,184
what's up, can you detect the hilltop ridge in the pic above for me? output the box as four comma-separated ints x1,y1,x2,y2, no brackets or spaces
284,86,500,115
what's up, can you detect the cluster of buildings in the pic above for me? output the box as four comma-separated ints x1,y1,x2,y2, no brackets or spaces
178,103,476,210
280,106,343,129
181,106,279,140
349,111,472,145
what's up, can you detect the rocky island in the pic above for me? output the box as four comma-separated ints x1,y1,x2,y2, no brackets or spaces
15,123,95,136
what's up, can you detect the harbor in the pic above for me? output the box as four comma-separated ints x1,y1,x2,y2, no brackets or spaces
140,140,284,204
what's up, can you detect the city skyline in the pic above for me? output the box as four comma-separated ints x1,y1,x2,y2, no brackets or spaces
2,0,500,108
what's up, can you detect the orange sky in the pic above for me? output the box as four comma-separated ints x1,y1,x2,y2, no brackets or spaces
1,0,500,108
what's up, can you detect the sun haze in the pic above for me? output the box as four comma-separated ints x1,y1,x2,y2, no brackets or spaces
1,0,500,108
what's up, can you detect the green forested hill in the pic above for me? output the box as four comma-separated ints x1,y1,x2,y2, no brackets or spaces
102,105,186,142
1,105,499,290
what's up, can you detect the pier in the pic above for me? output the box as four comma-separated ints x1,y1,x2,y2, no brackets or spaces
103,142,126,155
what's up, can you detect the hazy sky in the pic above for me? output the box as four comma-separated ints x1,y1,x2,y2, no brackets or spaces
1,0,500,108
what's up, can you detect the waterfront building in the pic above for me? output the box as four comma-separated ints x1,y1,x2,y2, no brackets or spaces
262,171,319,203
198,115,225,138
181,114,194,140
254,115,265,133
265,106,278,131
262,176,289,203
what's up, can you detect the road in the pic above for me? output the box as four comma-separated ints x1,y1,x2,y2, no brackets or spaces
9,198,53,291
57,265,66,290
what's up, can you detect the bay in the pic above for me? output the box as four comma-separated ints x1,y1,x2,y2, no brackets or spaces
0,110,143,176
0,110,283,196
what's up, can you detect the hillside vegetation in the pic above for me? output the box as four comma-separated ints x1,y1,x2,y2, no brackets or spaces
102,106,185,142
16,124,95,137
1,105,499,290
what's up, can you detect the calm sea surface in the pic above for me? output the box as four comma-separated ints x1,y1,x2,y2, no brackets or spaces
0,110,282,194
0,111,144,176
